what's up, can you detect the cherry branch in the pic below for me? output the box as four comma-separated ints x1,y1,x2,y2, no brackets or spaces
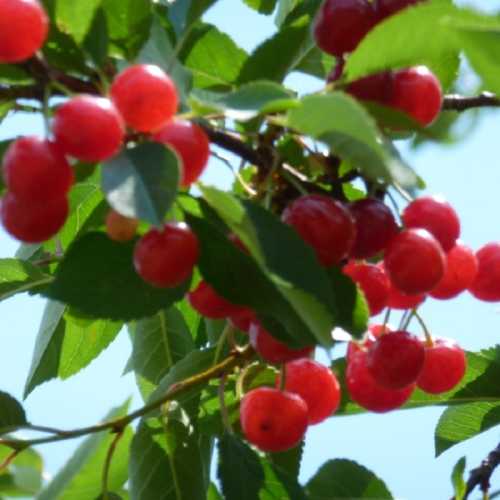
442,92,500,112
461,442,500,499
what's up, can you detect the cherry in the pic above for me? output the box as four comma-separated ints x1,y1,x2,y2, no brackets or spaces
469,243,500,302
153,119,210,187
53,95,124,163
347,323,390,361
327,57,346,83
376,0,426,20
349,198,398,259
431,242,478,300
277,359,341,424
249,322,314,364
282,194,355,267
105,209,138,242
343,261,390,316
187,280,244,319
0,0,48,63
133,222,198,288
110,64,178,133
3,136,73,201
313,0,376,57
346,71,393,104
240,387,308,452
417,338,466,394
1,192,68,243
387,280,426,309
367,330,425,389
228,308,256,333
384,228,445,295
402,195,460,252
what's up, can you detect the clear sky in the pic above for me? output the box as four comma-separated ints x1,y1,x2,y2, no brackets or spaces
1,1,500,498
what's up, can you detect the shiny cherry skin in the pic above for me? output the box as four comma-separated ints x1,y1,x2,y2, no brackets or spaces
343,261,390,316
133,222,199,288
347,323,391,361
1,192,68,243
249,322,314,364
367,330,425,390
3,136,73,201
105,210,138,242
469,243,500,302
228,308,256,333
0,0,48,63
187,280,244,319
153,119,210,187
240,387,308,452
277,359,341,424
313,0,376,57
387,280,426,309
376,0,426,20
384,228,445,295
349,198,398,259
431,242,478,300
417,338,466,394
282,194,355,267
110,64,178,133
53,95,124,162
402,195,460,252
346,71,393,104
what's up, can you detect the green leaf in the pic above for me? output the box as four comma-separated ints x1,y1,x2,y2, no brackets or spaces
306,459,393,499
269,442,303,480
0,447,43,497
207,483,223,500
0,392,27,434
168,0,218,38
451,457,466,500
42,233,189,321
55,0,102,44
0,65,34,85
295,47,335,80
0,259,52,303
243,0,278,15
83,8,109,67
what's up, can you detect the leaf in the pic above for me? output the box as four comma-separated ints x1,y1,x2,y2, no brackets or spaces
55,0,102,44
243,0,278,15
0,392,27,434
0,259,52,303
295,47,335,80
269,442,304,480
167,0,218,38
83,8,109,67
451,457,466,500
102,143,180,227
306,459,393,499
0,447,43,497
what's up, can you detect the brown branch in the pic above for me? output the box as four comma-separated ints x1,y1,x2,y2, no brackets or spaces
442,92,500,112
461,442,500,499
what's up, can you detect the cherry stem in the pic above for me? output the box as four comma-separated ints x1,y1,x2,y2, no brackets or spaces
213,323,236,366
398,309,412,331
382,308,392,332
101,429,124,500
218,373,233,434
0,449,21,472
413,310,433,346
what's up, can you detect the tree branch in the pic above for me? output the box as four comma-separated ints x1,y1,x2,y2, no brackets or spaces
462,442,500,499
442,92,500,112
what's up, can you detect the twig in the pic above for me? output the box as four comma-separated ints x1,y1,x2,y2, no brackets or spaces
101,430,124,500
0,449,21,472
461,442,500,499
442,92,500,112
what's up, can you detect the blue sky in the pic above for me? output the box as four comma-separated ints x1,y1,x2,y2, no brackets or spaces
1,1,500,498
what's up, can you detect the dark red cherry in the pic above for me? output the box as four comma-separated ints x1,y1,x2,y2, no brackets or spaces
228,308,256,333
346,71,393,104
347,323,390,361
469,243,500,302
327,57,346,83
187,280,244,319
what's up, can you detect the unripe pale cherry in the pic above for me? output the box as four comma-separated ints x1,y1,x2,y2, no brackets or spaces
376,0,426,20
240,387,309,452
153,120,210,187
3,136,74,201
110,64,178,132
133,222,198,288
282,194,355,267
0,0,48,63
469,243,500,302
105,210,138,242
187,280,244,319
53,95,124,162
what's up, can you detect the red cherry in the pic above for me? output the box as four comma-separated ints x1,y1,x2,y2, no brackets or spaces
0,0,48,63
110,64,178,133
133,222,198,288
3,136,74,201
1,192,68,243
240,387,308,452
387,280,426,309
469,243,500,302
187,280,243,319
389,66,442,127
346,71,393,104
417,338,466,394
327,57,346,83
343,261,390,316
153,120,210,187
367,330,425,389
277,359,341,424
347,323,391,361
282,194,355,267
384,228,445,295
431,242,478,300
313,0,376,57
249,322,314,364
53,95,124,162
105,210,138,242
402,195,460,252
228,308,256,333
376,0,426,19
349,198,398,259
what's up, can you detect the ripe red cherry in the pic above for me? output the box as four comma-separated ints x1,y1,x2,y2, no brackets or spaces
313,0,376,57
417,338,466,394
402,195,460,252
0,0,48,63
431,242,478,300
249,322,314,364
387,280,426,309
187,280,243,319
105,210,138,242
133,222,198,288
228,308,256,333
110,64,178,133
346,71,393,104
3,136,74,201
343,261,390,316
376,0,425,20
277,359,341,424
384,228,445,295
1,192,68,243
349,198,398,258
367,330,425,389
153,120,210,187
469,243,500,302
53,95,124,162
240,387,308,452
282,194,355,267
389,66,442,127
347,323,391,361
